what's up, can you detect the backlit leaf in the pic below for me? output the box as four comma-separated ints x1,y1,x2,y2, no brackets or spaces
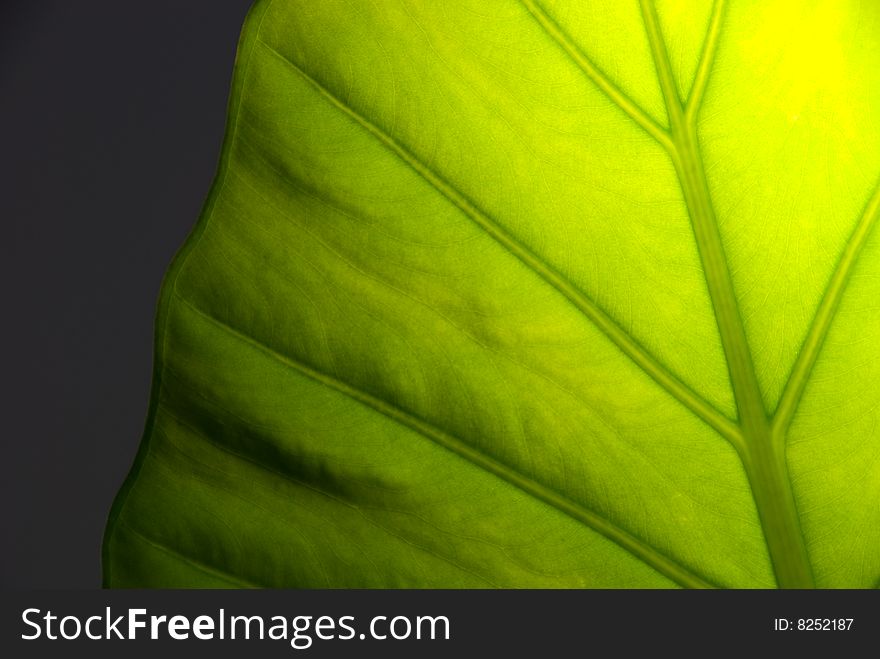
105,0,880,588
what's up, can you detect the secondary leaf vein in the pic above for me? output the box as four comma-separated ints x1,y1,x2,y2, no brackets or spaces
685,0,726,124
255,37,740,447
118,521,262,588
774,177,880,433
174,292,716,589
519,0,674,153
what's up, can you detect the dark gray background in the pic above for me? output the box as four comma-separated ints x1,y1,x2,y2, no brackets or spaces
1,0,254,588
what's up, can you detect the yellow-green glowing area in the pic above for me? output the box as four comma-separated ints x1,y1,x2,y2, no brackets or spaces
105,0,880,589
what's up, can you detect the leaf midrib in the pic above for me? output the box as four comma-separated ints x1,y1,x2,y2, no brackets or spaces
520,0,880,587
518,0,807,585
638,0,816,588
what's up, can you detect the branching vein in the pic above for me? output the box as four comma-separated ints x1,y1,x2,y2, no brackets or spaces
176,292,715,589
257,38,740,447
638,0,814,589
519,0,674,153
686,0,726,124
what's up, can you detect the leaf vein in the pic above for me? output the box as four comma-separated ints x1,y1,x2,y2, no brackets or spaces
174,292,715,589
685,0,726,123
774,177,880,433
155,405,503,588
638,0,814,588
117,521,262,588
254,37,740,446
518,0,674,152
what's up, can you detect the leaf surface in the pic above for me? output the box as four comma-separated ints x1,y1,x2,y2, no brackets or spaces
105,0,880,588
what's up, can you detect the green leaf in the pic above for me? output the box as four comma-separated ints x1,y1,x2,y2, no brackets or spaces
104,0,880,588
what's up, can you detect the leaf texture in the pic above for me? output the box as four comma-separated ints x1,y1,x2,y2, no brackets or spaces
105,0,880,588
